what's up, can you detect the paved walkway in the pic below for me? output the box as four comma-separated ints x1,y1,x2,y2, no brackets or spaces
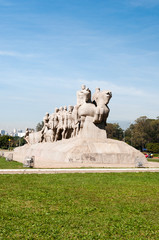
1,168,159,174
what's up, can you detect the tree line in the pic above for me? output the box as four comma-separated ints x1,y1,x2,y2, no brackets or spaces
106,116,159,152
36,116,159,153
0,136,26,150
36,116,159,152
0,116,158,152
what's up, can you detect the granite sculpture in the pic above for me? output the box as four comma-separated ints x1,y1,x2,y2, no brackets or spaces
14,85,147,168
25,85,112,144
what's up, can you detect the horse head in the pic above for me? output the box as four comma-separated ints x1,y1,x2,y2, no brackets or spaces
94,90,112,106
103,90,112,104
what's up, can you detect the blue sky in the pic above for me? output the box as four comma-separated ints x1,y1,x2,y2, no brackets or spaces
0,0,159,131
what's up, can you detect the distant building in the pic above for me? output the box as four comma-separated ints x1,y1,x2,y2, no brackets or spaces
0,130,5,136
13,128,18,136
17,129,25,137
0,128,25,137
18,132,25,137
18,129,23,133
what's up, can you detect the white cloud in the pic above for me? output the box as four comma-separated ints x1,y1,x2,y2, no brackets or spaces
80,79,146,97
0,51,35,58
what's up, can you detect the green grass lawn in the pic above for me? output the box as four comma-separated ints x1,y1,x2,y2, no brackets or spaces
148,158,159,163
0,173,159,239
0,157,25,169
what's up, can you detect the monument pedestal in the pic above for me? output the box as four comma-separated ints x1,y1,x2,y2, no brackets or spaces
13,118,148,168
79,116,107,140
12,86,148,168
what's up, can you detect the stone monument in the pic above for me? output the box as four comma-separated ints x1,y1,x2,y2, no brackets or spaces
13,85,147,168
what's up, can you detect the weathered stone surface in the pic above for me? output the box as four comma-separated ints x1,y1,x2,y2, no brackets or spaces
6,153,13,161
13,116,147,168
14,85,147,168
23,156,34,168
13,136,147,168
79,116,107,140
24,85,112,144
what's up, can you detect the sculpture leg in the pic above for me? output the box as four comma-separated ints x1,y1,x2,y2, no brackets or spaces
103,107,110,125
55,128,63,141
55,128,60,141
80,116,85,128
98,107,104,122
76,123,80,135
62,128,67,139
71,129,74,138
72,125,77,137
50,131,54,142
93,107,100,123
53,129,56,141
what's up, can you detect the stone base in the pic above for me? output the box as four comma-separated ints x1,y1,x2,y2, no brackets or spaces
12,117,147,168
13,137,148,168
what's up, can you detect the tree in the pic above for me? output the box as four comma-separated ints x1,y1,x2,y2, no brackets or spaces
36,121,44,131
106,123,124,140
0,135,11,149
125,124,134,145
0,136,26,149
12,136,26,147
146,143,159,153
125,116,159,151
125,116,149,150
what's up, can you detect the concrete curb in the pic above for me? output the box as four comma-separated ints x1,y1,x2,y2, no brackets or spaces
1,168,159,174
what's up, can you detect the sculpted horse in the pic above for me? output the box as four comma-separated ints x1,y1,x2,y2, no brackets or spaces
27,131,42,144
77,90,112,128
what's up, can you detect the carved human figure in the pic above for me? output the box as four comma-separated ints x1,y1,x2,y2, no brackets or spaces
42,112,50,129
67,106,74,128
92,87,100,105
63,106,67,113
93,90,112,124
72,105,80,137
77,89,112,127
52,108,59,141
44,114,54,143
24,128,30,144
75,85,92,129
41,112,50,142
77,85,91,106
48,113,54,130
44,108,60,142
55,107,64,141
28,129,36,144
62,106,68,139
25,85,112,144
63,105,74,139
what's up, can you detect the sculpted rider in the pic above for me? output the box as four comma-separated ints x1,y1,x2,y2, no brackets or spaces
26,85,112,144
24,128,30,144
77,85,91,106
41,112,50,142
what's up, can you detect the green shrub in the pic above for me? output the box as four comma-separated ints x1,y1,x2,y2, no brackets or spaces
146,143,159,153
